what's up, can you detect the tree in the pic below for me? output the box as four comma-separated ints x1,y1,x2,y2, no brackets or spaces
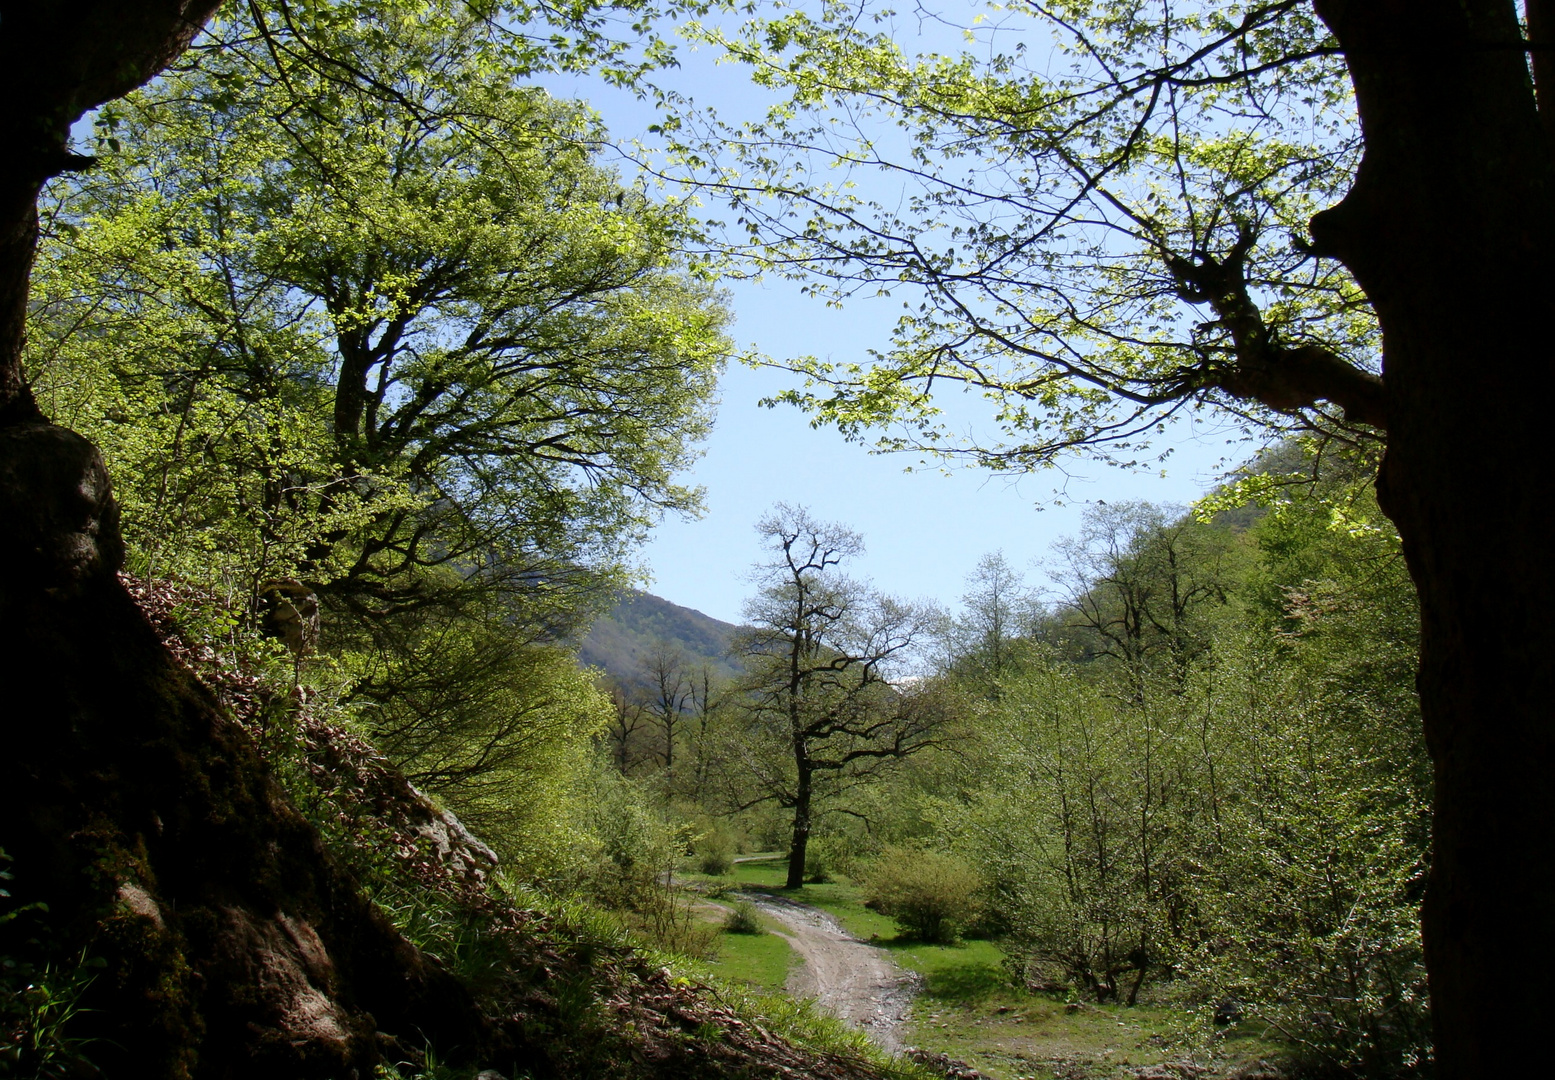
0,2,721,1073
601,643,727,792
682,660,724,803
662,2,1555,1068
1049,502,1235,684
733,504,947,889
639,638,694,781
29,11,727,627
947,550,1039,692
934,480,1430,1066
344,597,609,863
2,1,1551,1072
632,642,729,798
606,679,653,774
20,4,728,881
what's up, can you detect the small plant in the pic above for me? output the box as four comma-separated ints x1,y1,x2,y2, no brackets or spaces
1,950,107,1079
3,851,107,1079
861,846,982,944
639,889,721,959
722,901,762,935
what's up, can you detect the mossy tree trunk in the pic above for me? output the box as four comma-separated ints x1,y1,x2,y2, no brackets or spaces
0,5,495,1075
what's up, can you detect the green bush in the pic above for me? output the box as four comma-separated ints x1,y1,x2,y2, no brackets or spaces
803,841,833,884
861,846,981,943
723,901,762,935
804,833,868,884
695,820,738,876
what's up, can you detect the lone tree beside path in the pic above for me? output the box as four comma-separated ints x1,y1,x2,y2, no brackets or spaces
734,505,947,890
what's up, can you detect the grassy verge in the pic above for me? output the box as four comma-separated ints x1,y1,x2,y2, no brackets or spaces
701,908,796,991
528,885,933,1080
694,855,1287,1080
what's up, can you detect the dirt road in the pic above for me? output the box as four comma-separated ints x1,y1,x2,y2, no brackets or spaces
741,892,920,1053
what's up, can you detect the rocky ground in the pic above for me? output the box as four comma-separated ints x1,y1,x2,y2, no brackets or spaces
739,890,922,1053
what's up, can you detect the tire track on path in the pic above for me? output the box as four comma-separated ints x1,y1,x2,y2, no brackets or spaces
739,891,921,1054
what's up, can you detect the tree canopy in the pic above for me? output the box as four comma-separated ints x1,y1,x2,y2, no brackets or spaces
28,1,729,625
661,0,1384,467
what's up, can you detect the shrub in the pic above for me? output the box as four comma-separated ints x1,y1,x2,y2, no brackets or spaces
804,833,867,883
723,901,762,935
803,841,833,884
695,820,738,876
861,846,981,943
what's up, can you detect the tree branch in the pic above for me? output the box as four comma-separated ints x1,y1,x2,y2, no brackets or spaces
1166,226,1386,431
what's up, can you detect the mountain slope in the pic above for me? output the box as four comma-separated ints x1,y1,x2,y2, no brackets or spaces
581,590,742,690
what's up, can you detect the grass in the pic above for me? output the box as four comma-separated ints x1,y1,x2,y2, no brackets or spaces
677,866,800,993
530,884,932,1080
703,910,796,991
700,855,1288,1080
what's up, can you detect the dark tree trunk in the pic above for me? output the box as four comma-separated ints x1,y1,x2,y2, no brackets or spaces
786,762,813,890
1312,2,1555,1074
0,6,492,1075
0,2,227,411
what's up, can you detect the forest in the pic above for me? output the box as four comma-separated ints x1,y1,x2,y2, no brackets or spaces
0,2,1549,1080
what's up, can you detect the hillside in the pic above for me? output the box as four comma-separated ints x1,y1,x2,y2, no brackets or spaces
581,590,744,689
0,574,901,1080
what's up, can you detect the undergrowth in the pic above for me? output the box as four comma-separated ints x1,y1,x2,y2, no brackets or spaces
115,576,906,1080
1,853,107,1080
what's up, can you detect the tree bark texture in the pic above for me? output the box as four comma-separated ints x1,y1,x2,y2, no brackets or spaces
1312,2,1555,1073
786,759,813,890
0,6,489,1075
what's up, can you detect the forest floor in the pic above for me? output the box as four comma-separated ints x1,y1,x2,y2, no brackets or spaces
692,856,1290,1080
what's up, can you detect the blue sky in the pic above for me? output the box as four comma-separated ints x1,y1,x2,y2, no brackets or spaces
635,287,1243,625
547,14,1256,624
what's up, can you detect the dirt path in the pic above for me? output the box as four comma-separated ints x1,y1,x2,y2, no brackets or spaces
740,891,920,1053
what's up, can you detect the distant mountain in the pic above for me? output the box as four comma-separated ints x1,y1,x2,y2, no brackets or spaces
580,590,744,690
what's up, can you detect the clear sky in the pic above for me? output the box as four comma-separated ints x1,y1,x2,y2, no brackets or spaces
553,14,1256,625
634,289,1244,626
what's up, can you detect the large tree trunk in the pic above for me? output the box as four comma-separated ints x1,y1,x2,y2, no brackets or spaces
0,6,490,1075
1311,2,1555,1074
0,6,225,409
786,762,813,890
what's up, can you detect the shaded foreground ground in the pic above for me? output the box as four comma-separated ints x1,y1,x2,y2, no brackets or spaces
0,576,907,1080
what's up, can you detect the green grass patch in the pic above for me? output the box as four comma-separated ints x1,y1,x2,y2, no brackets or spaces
535,884,930,1080
717,860,1278,1079
725,853,790,889
884,938,1008,1003
724,855,899,939
702,858,1291,1079
679,875,797,994
704,914,795,991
